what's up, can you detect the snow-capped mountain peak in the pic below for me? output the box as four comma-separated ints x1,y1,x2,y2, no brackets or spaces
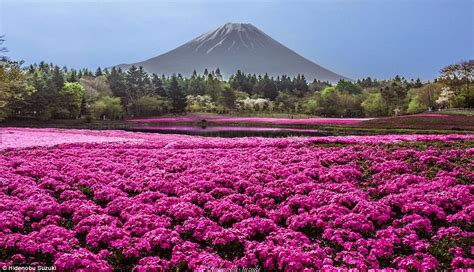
116,23,348,82
185,23,272,54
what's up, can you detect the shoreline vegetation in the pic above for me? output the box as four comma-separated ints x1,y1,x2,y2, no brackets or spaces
1,56,472,124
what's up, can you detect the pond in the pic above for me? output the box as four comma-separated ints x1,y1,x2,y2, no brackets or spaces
127,125,325,137
128,115,370,125
124,114,371,137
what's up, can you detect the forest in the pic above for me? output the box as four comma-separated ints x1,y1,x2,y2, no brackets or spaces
0,54,472,122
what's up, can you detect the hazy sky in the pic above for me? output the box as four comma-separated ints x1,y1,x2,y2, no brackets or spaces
1,0,473,80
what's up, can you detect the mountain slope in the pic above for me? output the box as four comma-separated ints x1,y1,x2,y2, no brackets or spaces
116,23,349,82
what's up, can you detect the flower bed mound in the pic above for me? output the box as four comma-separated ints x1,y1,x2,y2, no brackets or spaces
356,114,474,131
0,133,473,271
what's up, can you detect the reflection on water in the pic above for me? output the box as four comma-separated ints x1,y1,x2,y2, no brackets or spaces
128,125,322,137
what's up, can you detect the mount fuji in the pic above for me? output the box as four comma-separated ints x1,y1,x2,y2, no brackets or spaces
116,23,348,82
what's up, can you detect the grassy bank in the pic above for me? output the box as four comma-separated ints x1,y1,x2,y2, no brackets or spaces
353,114,474,131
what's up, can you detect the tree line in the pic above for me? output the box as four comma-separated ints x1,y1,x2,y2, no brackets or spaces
0,50,472,121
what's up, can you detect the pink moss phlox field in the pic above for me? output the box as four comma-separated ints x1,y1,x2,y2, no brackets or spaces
0,128,143,150
0,129,473,271
0,128,195,150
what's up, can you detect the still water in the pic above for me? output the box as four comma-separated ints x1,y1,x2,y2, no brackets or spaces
128,125,325,137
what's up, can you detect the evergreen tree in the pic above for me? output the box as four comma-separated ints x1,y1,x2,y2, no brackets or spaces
187,75,205,96
336,80,363,95
0,35,6,55
215,68,222,80
229,70,254,95
292,74,309,96
230,70,244,91
123,66,152,104
28,65,35,74
52,66,65,91
107,67,127,100
414,78,423,88
68,70,78,82
137,66,152,96
28,71,49,117
80,95,89,118
95,67,103,77
168,75,186,113
151,74,167,97
205,73,225,101
125,65,140,102
277,75,293,92
257,74,278,100
221,87,236,109
380,79,408,115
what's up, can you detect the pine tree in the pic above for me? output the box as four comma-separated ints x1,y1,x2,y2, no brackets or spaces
95,67,103,77
137,66,151,97
215,68,222,80
230,70,243,90
80,95,88,118
415,78,423,88
52,66,65,91
107,67,127,100
125,65,141,102
261,74,278,100
221,87,236,109
187,75,205,96
0,35,6,55
68,70,78,82
151,74,167,97
168,75,186,113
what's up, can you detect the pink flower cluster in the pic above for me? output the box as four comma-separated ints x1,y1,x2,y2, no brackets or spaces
0,128,142,150
0,130,473,271
0,128,196,150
